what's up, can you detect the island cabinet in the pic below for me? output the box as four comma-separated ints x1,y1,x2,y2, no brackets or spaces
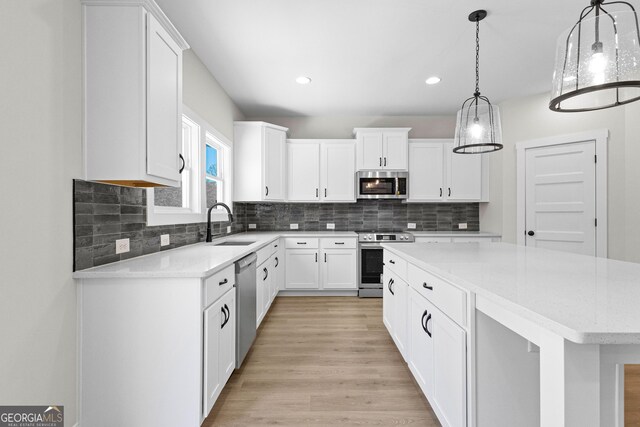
83,0,189,187
384,249,468,427
287,140,356,202
256,240,280,328
284,237,357,291
354,128,411,171
408,139,488,202
234,122,288,201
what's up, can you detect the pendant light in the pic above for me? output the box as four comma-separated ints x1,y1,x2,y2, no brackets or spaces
550,0,640,112
453,10,503,154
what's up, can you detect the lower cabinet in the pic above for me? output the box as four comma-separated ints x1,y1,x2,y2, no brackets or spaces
285,249,319,289
321,249,357,289
382,271,408,360
203,287,235,418
256,259,271,327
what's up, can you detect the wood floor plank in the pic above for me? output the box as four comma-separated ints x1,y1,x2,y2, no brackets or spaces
203,296,440,426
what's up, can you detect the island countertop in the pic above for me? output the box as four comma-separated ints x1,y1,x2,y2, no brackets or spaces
381,241,640,344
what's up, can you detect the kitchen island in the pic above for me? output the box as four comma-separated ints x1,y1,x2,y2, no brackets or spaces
381,241,640,427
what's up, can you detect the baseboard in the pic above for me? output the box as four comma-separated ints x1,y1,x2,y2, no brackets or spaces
278,290,358,297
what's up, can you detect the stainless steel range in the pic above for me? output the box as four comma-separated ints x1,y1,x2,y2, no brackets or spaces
358,231,415,297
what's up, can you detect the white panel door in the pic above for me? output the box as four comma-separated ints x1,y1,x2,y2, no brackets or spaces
525,141,596,255
433,305,467,427
321,250,357,289
271,253,280,300
409,142,445,201
256,263,269,327
263,127,286,200
446,143,482,200
384,132,408,170
203,299,223,417
382,273,395,335
288,143,320,201
321,143,356,201
360,133,384,169
146,13,182,182
393,277,409,359
408,288,435,399
218,289,236,387
285,250,319,289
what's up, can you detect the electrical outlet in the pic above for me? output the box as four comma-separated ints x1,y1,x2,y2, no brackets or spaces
115,238,130,254
160,234,170,246
290,223,299,230
458,223,468,230
326,223,335,230
248,224,257,229
407,223,417,229
226,226,231,233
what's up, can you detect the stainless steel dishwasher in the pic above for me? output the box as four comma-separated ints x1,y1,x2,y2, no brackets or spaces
235,253,257,368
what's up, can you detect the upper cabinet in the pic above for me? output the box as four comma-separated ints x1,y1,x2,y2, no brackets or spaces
83,0,189,187
287,140,356,203
408,139,488,202
234,122,288,202
354,128,411,171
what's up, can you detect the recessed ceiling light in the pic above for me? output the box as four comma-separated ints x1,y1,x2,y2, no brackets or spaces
296,76,312,85
425,76,441,85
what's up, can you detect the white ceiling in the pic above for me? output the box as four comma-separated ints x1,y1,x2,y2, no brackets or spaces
156,0,588,117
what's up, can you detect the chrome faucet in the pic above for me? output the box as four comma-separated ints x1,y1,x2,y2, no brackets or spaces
206,202,234,242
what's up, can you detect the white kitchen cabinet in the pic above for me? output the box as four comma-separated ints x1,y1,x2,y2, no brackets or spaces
234,122,288,201
321,142,356,202
383,271,409,360
383,273,394,332
287,143,320,201
408,139,486,202
287,140,356,202
256,259,271,327
83,0,189,187
275,240,286,291
354,128,410,171
321,249,357,289
285,249,319,289
203,287,235,418
408,287,435,399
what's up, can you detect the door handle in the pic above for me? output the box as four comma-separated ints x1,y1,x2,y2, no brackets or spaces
315,252,318,263
265,186,269,196
379,157,382,167
275,257,279,267
384,157,387,167
324,253,327,263
221,305,229,328
388,278,395,295
219,278,228,286
316,188,319,198
325,188,327,197
448,188,451,197
421,310,429,334
440,188,442,197
179,154,185,174
527,230,535,236
423,282,433,291
421,311,432,337
263,267,268,281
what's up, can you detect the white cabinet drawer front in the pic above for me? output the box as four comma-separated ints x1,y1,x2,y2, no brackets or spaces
285,237,319,249
320,238,357,249
384,250,408,280
256,242,277,266
204,264,235,307
408,263,467,327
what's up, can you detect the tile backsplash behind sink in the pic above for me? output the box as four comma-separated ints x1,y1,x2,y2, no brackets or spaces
73,179,479,271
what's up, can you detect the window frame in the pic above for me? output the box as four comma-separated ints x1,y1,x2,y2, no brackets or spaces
147,106,233,226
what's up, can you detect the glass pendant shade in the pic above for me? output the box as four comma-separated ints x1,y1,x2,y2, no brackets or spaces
550,5,640,112
454,102,503,154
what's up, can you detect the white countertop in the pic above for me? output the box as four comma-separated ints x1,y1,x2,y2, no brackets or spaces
409,231,501,237
381,242,640,344
73,231,357,280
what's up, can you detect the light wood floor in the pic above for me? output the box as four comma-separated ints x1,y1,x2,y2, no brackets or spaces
626,365,640,426
203,296,440,426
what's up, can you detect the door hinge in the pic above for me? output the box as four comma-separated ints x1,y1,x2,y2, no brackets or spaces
595,218,598,227
594,154,597,163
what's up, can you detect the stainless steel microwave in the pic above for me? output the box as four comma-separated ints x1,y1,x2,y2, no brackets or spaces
356,171,408,199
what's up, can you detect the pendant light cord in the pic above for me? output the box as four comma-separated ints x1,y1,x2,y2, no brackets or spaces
475,18,480,97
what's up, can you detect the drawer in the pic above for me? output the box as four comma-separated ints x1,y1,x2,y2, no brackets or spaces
285,237,319,249
415,237,452,244
383,250,407,281
256,241,277,266
320,238,357,249
408,263,467,327
204,264,235,308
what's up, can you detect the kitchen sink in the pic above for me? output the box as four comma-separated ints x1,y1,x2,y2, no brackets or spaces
213,241,256,246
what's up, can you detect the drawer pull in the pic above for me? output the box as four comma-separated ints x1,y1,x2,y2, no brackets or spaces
297,242,307,245
219,278,228,286
334,242,345,245
423,282,433,291
389,259,396,264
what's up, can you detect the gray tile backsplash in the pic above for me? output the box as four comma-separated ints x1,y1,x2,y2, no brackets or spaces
74,180,479,271
232,200,479,232
73,180,241,271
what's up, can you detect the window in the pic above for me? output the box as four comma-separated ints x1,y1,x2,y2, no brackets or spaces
147,106,233,226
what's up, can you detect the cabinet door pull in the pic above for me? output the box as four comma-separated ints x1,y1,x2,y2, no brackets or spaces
388,278,395,295
384,157,387,167
263,267,268,281
265,186,269,196
297,242,307,245
219,278,228,286
440,188,443,197
315,252,318,263
334,242,345,245
179,154,185,174
389,259,396,264
275,257,279,267
425,313,432,337
324,253,327,263
221,305,229,328
423,282,433,291
325,188,327,197
316,188,319,198
448,188,451,197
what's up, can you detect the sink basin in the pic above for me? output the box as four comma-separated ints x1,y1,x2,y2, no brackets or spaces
213,241,256,246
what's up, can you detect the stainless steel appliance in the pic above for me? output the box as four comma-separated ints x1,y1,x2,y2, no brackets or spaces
356,171,408,199
235,252,257,368
358,231,414,297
